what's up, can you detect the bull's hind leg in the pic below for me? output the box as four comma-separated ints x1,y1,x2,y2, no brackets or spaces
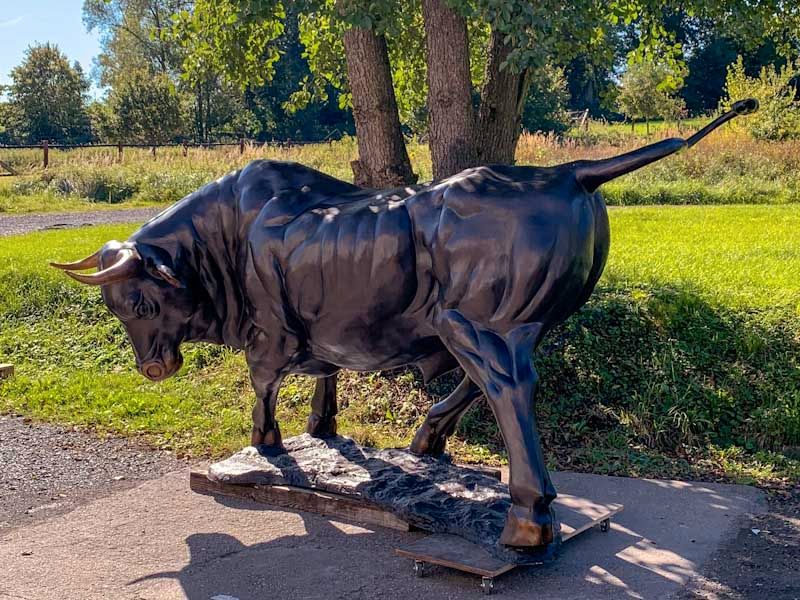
410,376,482,456
306,373,338,438
437,310,556,549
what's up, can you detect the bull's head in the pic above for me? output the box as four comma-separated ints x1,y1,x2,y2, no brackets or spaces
51,241,206,382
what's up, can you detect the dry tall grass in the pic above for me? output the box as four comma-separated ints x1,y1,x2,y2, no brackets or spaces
1,125,797,211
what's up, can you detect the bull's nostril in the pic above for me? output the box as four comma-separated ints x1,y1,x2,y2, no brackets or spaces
144,363,164,379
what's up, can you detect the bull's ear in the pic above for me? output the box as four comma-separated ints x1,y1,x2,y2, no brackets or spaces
136,244,185,289
154,264,182,288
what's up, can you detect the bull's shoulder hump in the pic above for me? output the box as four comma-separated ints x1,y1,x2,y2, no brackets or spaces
237,160,364,227
238,159,361,195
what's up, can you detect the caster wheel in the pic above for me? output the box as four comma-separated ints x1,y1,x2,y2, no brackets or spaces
413,560,425,578
481,576,494,595
600,518,610,533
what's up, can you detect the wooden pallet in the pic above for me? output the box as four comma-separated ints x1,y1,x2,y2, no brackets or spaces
396,497,623,594
191,468,622,594
190,469,410,532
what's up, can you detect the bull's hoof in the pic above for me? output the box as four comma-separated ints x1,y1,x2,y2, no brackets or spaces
251,427,282,448
499,504,555,549
409,422,447,457
306,414,337,438
253,443,287,457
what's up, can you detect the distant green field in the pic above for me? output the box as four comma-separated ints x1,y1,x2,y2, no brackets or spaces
1,204,798,485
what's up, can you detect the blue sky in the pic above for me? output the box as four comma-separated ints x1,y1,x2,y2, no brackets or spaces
0,1,102,96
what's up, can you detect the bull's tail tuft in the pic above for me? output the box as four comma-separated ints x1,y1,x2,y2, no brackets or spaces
574,98,759,193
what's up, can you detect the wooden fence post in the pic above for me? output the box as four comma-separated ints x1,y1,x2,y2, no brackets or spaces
182,143,188,157
117,142,123,163
151,145,157,159
239,138,245,154
42,140,49,168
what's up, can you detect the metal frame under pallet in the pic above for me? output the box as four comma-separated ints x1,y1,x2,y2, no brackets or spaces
395,503,622,595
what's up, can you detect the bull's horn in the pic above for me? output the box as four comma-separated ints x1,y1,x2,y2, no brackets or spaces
63,248,140,286
50,249,101,271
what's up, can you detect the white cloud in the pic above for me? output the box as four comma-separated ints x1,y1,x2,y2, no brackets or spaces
0,16,24,29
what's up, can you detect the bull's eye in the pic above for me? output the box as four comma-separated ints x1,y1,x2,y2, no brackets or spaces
134,296,157,320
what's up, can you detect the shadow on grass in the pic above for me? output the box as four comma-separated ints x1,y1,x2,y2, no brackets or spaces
385,280,800,470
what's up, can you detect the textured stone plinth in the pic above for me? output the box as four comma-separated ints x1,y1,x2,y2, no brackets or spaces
208,434,557,564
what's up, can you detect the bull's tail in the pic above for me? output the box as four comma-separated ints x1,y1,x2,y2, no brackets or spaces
574,98,759,193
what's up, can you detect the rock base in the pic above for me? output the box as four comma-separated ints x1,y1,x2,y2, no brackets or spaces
208,434,559,564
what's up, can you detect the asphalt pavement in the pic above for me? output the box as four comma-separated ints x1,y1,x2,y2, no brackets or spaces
0,464,765,599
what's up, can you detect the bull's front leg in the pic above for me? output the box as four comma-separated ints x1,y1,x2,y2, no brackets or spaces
306,373,339,438
437,310,557,549
245,330,290,453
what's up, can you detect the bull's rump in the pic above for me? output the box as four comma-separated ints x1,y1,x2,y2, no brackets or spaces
406,166,607,333
247,195,436,369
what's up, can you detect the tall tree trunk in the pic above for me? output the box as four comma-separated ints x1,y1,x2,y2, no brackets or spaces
476,30,532,165
422,0,475,179
343,28,417,188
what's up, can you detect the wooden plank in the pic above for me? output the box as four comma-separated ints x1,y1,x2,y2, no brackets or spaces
555,494,623,542
0,161,18,176
395,500,624,577
0,364,14,379
190,470,410,532
396,534,516,578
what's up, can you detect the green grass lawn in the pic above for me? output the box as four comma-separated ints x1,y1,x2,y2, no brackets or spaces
1,205,798,486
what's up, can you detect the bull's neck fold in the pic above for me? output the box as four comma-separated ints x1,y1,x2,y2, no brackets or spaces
130,170,255,349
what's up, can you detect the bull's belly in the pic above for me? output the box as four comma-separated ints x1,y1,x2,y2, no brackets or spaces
300,316,442,372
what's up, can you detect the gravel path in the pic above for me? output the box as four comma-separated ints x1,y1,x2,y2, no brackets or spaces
0,415,183,530
0,207,162,237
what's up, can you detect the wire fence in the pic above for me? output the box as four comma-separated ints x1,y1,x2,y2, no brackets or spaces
0,132,344,173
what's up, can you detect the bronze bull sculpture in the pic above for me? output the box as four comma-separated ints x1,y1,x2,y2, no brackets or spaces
52,99,757,552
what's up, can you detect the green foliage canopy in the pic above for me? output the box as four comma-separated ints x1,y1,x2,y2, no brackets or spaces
108,69,184,143
175,0,796,136
172,0,286,89
7,43,92,144
617,59,686,128
83,0,190,83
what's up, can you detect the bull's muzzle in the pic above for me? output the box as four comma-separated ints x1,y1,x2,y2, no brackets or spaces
138,354,183,382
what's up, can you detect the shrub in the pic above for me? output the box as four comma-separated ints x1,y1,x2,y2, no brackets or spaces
44,167,139,203
522,65,570,134
722,56,800,140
